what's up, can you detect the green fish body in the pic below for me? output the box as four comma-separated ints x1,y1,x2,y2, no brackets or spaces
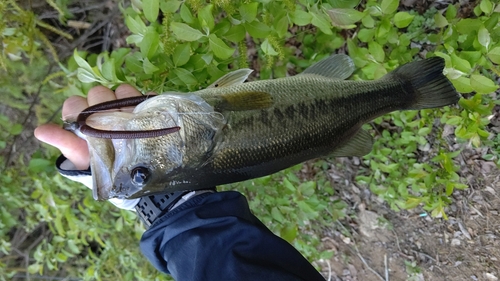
86,55,459,200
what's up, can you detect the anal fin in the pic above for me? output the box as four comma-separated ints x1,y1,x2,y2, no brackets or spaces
330,129,373,157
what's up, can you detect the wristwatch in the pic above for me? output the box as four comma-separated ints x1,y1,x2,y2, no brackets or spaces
135,189,215,228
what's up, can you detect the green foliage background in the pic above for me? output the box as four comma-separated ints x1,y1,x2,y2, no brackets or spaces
1,0,499,280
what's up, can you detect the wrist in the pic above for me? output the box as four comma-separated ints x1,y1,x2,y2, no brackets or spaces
135,189,216,228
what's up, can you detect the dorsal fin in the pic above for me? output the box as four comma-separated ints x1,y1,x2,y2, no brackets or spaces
208,69,254,88
299,54,355,80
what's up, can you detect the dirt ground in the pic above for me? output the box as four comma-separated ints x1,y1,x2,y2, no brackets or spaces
316,145,500,281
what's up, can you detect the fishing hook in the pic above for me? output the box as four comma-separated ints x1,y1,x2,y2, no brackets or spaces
76,95,181,139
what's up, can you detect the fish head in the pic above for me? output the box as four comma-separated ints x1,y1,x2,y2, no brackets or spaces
107,131,186,199
90,107,184,200
88,94,222,200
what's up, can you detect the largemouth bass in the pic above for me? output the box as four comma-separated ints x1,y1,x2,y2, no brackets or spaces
78,55,459,200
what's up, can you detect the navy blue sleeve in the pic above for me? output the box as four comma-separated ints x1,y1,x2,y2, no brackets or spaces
140,191,325,281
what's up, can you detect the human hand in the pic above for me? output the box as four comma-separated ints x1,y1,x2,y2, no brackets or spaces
35,84,143,170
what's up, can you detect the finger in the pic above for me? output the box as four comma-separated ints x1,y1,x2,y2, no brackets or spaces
115,84,142,99
87,86,117,106
62,96,88,121
34,124,90,170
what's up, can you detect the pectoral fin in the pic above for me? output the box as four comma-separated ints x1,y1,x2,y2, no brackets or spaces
206,91,274,111
208,69,254,88
330,129,373,157
300,54,355,80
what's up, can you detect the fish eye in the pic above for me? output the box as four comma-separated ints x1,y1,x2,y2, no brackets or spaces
130,166,150,186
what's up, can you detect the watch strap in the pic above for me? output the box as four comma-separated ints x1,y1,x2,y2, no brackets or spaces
135,191,189,228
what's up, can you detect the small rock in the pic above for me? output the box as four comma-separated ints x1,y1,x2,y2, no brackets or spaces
348,264,357,277
342,236,351,244
485,273,498,281
485,186,496,195
451,239,461,246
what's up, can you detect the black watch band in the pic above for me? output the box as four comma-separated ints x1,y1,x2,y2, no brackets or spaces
135,191,190,228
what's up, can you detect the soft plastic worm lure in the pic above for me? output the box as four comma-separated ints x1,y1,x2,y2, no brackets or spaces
76,95,181,139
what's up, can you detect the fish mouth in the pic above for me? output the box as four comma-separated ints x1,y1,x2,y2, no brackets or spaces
76,95,181,139
76,96,182,200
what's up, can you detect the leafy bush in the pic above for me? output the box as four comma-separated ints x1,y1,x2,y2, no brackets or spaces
2,0,499,280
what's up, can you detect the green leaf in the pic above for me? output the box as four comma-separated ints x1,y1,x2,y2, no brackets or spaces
139,28,159,59
376,17,391,38
209,34,234,59
261,38,278,56
173,43,191,67
487,47,500,64
362,14,375,28
445,116,462,125
28,264,41,275
451,76,473,93
480,0,493,14
381,0,399,14
73,50,93,73
125,53,143,73
282,178,296,192
9,123,23,135
279,224,297,243
357,28,374,42
456,18,482,34
28,158,51,173
418,127,431,136
224,24,246,42
143,57,159,74
198,4,215,31
450,53,471,73
327,8,364,29
143,0,159,23
239,2,259,22
126,34,143,45
291,9,312,26
478,26,491,49
433,12,448,28
160,0,181,13
298,181,316,197
101,58,118,82
125,15,147,35
67,240,80,254
180,3,194,23
394,12,414,28
404,197,422,209
171,22,204,41
56,253,68,263
77,68,98,83
244,21,270,38
310,11,333,34
271,207,285,223
445,4,457,20
368,41,384,62
470,74,499,94
173,68,198,85
115,217,123,231
275,16,288,38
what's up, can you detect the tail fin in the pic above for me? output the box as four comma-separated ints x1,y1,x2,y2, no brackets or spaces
390,57,460,110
